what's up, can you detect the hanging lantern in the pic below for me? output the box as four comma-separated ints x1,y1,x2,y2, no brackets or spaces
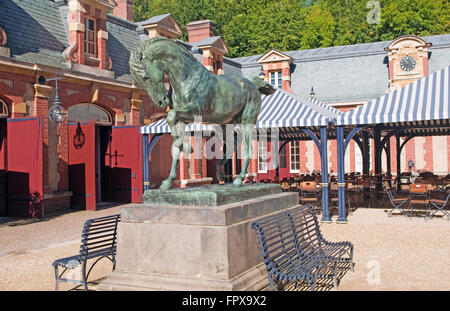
47,73,67,124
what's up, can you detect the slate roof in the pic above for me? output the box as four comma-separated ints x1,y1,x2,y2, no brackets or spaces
134,13,171,26
106,14,141,83
0,0,68,68
0,0,142,83
233,35,450,66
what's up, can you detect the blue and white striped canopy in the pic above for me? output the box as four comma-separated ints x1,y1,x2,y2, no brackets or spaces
336,65,450,126
140,89,331,134
308,96,344,117
256,89,330,128
140,117,213,134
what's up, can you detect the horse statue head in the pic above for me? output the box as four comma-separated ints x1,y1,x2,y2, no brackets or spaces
129,38,171,110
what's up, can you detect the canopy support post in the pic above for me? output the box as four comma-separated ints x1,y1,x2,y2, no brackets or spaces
336,126,347,223
143,134,149,191
319,127,331,222
143,134,163,191
362,131,370,175
396,134,401,192
374,126,383,199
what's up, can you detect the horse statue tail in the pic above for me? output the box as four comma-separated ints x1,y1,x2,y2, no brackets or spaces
248,76,276,96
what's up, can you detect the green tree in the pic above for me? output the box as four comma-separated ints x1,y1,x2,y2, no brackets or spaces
300,5,336,49
132,0,450,58
375,0,450,41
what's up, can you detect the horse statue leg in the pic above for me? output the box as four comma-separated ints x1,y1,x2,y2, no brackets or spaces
233,123,254,187
160,111,187,190
216,125,231,183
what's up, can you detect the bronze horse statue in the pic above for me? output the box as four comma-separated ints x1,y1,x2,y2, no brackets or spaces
130,37,274,189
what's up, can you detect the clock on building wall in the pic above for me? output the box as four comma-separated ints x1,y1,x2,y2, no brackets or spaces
400,55,416,72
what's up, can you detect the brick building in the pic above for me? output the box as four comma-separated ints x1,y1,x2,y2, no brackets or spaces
0,0,449,217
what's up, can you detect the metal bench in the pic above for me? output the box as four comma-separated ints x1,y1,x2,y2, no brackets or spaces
52,214,121,291
251,205,354,291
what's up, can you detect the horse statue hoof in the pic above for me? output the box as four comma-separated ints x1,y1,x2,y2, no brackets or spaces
159,180,172,190
232,177,243,187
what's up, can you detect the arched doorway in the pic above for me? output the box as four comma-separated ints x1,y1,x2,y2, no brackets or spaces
67,103,142,210
68,103,112,209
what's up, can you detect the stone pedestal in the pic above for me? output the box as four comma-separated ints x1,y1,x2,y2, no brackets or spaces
98,184,298,291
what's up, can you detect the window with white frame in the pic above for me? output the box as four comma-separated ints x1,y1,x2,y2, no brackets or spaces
289,141,300,172
84,17,96,56
270,71,282,89
68,103,112,125
258,140,268,173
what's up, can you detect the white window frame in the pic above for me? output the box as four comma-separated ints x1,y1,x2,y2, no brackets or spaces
270,71,282,89
258,140,268,173
289,141,300,173
68,103,112,125
84,17,97,56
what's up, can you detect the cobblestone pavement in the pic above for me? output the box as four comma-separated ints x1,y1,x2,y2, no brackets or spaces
0,204,449,291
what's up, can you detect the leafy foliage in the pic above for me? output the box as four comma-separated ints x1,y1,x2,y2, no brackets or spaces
132,0,450,58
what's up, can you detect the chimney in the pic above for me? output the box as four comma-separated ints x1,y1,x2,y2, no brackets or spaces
113,0,133,21
186,20,215,43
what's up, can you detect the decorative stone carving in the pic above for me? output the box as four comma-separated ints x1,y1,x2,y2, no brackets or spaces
34,84,53,98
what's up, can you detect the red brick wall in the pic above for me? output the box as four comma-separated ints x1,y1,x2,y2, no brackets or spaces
113,0,133,21
423,136,433,172
44,196,71,213
404,138,415,172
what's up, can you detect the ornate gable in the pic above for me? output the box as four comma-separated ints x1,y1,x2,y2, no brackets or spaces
257,49,293,64
141,14,182,39
197,37,229,55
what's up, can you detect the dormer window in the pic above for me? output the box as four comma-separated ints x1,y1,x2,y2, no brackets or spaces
258,49,293,93
213,59,221,75
84,17,96,56
270,71,282,89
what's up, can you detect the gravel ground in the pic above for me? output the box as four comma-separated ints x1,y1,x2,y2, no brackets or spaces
0,204,125,291
0,204,448,291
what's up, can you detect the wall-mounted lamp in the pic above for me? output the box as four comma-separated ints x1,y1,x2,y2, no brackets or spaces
47,73,66,124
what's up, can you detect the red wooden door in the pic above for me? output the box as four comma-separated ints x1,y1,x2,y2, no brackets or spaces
68,121,96,210
6,117,43,218
0,119,7,216
107,125,142,203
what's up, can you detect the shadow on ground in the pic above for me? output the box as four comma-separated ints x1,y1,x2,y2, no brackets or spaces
0,202,124,227
272,262,353,292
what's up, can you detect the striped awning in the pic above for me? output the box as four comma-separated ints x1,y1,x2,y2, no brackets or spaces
140,117,214,134
308,97,344,117
140,89,331,134
336,65,450,126
256,89,330,128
